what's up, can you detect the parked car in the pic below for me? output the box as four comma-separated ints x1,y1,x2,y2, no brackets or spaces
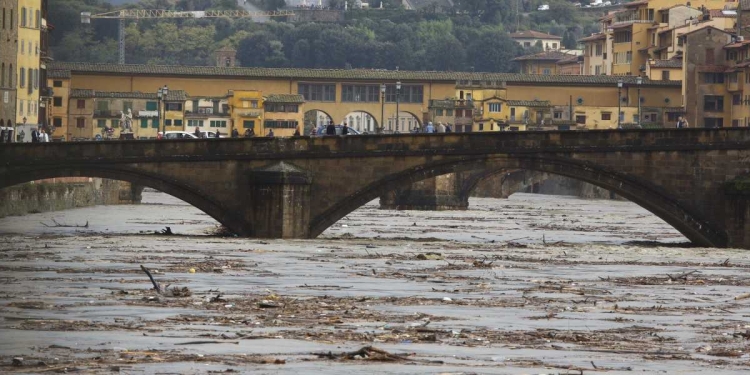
313,125,362,136
198,130,227,138
162,131,198,140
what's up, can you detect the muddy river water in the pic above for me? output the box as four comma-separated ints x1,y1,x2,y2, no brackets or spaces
1,191,749,374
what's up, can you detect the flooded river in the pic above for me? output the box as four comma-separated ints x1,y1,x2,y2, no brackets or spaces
1,191,749,374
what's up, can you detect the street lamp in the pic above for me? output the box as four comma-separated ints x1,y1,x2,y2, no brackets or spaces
159,85,169,137
617,79,623,129
396,81,401,133
636,76,642,128
380,83,386,134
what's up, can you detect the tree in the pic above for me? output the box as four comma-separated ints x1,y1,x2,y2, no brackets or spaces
562,31,577,49
237,32,288,67
467,30,524,72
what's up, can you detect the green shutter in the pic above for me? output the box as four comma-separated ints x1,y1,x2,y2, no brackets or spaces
97,119,106,128
210,121,215,127
146,101,157,111
152,119,159,128
140,119,148,128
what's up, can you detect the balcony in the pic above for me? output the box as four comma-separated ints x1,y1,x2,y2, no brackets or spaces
234,109,262,118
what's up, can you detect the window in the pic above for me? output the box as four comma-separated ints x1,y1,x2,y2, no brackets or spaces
734,94,742,105
732,119,740,127
614,31,632,43
595,65,601,75
165,119,172,126
152,119,159,128
209,120,227,127
146,101,157,111
243,120,255,129
553,111,563,119
52,97,62,107
524,42,531,47
140,119,148,128
96,100,109,111
298,83,336,101
614,52,632,65
165,103,182,111
435,109,444,116
704,95,724,111
488,103,501,113
20,7,25,27
28,69,32,94
552,43,557,49
0,63,3,87
123,101,133,112
19,67,24,87
19,100,23,115
704,117,724,128
575,115,586,124
542,68,551,75
342,85,380,102
174,119,183,127
601,112,612,120
76,99,85,109
112,119,120,128
97,119,106,128
478,123,484,131
264,120,298,129
35,9,39,28
661,12,668,23
77,118,85,128
2,8,4,30
595,44,602,56
445,109,453,116
703,73,724,84
53,80,62,87
385,84,423,103
661,70,670,81
187,120,204,128
53,117,62,127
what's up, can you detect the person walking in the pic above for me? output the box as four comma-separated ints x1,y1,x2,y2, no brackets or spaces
194,126,201,138
40,128,49,142
31,128,39,143
231,128,239,138
245,128,255,138
267,129,274,137
425,121,435,133
326,121,336,135
676,116,689,129
342,122,349,135
215,129,221,139
445,124,452,133
436,122,446,133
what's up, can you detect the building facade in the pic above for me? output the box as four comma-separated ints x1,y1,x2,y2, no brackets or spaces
0,0,18,140
510,30,563,50
15,0,42,139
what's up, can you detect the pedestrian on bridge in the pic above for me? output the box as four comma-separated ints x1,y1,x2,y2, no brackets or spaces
245,128,255,138
215,130,221,139
342,123,349,135
294,127,301,137
194,127,201,138
425,122,435,133
267,129,275,137
231,128,239,138
326,121,336,136
436,122,446,133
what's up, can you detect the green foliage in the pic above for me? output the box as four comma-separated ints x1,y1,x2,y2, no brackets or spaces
50,0,600,72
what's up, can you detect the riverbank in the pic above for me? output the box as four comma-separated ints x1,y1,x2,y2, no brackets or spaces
0,179,141,218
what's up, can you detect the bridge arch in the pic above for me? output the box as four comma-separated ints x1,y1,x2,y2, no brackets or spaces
303,109,334,135
310,155,726,247
0,165,249,236
343,110,378,133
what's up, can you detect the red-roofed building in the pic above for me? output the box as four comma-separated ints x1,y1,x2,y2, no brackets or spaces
509,30,563,50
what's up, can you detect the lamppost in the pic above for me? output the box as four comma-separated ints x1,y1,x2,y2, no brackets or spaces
158,85,168,137
380,83,386,134
396,81,401,133
617,78,623,129
636,76,642,128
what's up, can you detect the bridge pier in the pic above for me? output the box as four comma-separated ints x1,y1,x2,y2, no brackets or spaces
247,162,311,238
379,174,468,210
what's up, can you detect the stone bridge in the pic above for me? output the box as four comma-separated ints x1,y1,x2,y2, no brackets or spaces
2,129,750,248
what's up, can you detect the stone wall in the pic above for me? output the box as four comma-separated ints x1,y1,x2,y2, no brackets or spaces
0,179,142,218
472,173,619,200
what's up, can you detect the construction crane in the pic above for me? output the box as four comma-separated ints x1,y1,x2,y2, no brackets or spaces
81,9,295,64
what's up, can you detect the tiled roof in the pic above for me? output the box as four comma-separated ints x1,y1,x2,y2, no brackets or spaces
724,39,750,49
624,0,648,7
556,55,582,65
48,69,71,79
70,89,189,101
264,94,304,103
509,30,562,40
650,59,682,68
709,9,737,18
506,100,551,107
49,61,680,87
578,33,606,42
513,50,573,61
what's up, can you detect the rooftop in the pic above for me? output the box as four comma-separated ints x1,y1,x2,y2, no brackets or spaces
650,59,682,68
70,89,189,101
578,33,606,42
48,62,681,87
509,30,562,40
506,100,551,107
264,94,304,103
513,50,575,62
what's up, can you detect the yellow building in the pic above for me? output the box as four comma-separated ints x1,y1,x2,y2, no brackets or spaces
513,50,574,75
185,96,231,135
229,90,263,136
15,0,42,134
262,94,304,137
49,70,70,140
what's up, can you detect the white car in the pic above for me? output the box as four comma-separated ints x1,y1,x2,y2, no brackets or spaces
162,131,198,140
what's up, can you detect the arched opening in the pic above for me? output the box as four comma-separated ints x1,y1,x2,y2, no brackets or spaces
303,109,333,136
309,156,725,247
385,111,421,134
0,166,248,236
343,111,378,134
